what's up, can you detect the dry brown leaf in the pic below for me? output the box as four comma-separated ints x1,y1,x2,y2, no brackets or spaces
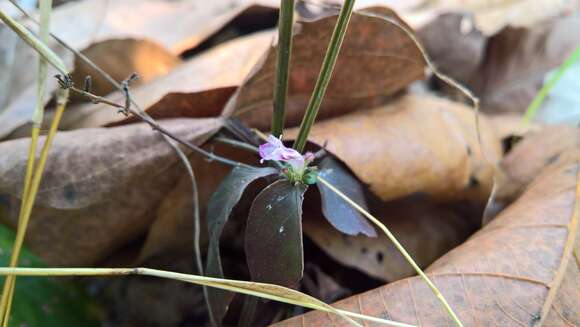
497,125,580,202
304,196,477,282
486,113,540,142
228,7,426,130
70,38,181,100
410,0,580,35
62,30,274,129
277,158,580,326
0,118,221,266
285,94,502,202
61,0,278,100
48,0,277,54
469,13,580,114
417,12,485,84
137,142,260,263
0,0,276,138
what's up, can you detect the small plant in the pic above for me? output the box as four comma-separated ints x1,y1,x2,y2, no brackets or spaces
0,0,468,326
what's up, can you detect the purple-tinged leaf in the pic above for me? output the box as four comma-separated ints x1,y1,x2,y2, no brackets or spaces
205,165,278,324
317,157,376,237
245,180,307,286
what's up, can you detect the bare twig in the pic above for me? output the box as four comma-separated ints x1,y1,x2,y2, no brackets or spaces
213,135,260,154
55,74,246,168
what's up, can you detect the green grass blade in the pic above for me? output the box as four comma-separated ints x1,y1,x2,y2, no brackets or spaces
522,47,580,125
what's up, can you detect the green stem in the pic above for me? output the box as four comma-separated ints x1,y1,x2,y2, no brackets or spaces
272,0,295,137
292,0,355,152
522,46,580,125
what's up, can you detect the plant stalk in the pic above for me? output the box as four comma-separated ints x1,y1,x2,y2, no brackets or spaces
0,1,55,324
292,0,355,152
0,90,68,326
272,0,295,137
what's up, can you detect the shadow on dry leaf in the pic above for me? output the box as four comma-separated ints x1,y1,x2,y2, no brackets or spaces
286,93,502,203
0,118,221,266
229,7,426,130
278,155,580,326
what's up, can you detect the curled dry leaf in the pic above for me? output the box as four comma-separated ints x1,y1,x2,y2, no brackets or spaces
62,31,274,129
286,93,502,202
64,0,278,100
486,113,540,142
277,158,580,326
497,125,580,202
417,13,486,84
0,0,277,138
410,0,580,35
304,195,477,282
48,0,277,54
0,118,221,266
227,7,426,130
469,13,580,114
70,38,181,101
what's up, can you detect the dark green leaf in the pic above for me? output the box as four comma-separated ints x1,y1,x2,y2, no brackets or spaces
0,224,99,327
317,157,376,237
205,165,278,323
245,180,307,286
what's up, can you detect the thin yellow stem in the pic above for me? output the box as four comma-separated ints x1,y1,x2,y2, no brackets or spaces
20,129,40,207
317,176,464,327
1,285,14,327
0,0,54,319
0,91,68,325
0,97,39,327
0,267,415,327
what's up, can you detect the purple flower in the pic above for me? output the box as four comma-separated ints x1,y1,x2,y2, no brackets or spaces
259,135,314,172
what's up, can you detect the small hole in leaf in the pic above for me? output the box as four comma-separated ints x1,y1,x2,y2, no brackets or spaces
501,135,523,154
468,175,480,188
376,252,384,263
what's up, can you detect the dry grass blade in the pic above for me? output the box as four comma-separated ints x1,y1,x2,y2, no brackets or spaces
0,267,417,327
0,8,66,75
0,1,59,324
317,177,463,327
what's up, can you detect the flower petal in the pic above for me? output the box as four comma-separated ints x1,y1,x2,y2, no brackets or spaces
266,135,283,147
258,143,276,160
259,134,311,173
